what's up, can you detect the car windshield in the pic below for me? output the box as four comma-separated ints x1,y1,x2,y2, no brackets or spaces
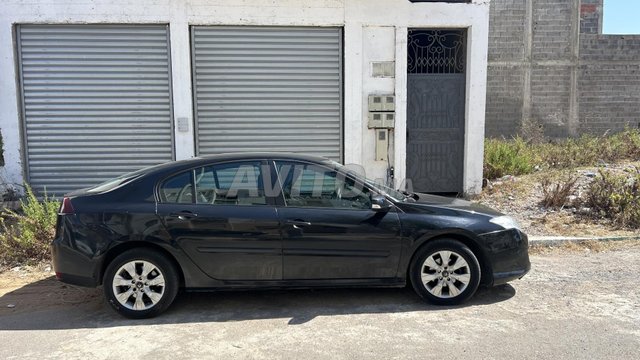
330,161,409,202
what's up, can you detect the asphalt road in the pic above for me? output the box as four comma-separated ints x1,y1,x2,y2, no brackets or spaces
1,246,639,359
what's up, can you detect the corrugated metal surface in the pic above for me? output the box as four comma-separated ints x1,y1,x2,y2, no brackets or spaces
192,26,342,161
17,24,173,196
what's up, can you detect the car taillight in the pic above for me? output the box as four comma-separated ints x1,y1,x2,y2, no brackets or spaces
59,197,75,214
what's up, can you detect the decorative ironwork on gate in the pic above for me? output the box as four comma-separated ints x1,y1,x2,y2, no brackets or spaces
407,30,466,74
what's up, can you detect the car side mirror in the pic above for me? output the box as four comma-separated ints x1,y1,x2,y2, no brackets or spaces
371,194,392,212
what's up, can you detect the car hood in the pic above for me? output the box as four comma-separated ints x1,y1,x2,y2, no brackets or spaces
399,193,504,217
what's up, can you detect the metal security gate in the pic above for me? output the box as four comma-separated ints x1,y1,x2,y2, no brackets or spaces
406,29,466,193
191,26,343,161
17,24,173,196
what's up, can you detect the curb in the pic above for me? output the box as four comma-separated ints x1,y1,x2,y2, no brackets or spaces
529,235,640,246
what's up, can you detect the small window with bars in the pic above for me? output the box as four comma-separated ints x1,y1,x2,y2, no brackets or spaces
407,29,466,74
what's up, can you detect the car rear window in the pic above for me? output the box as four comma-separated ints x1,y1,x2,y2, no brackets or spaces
85,164,163,194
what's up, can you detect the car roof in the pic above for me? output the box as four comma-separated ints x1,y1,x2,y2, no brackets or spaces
139,152,335,177
198,152,332,163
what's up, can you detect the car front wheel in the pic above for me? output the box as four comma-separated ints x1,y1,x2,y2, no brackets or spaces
410,239,481,305
103,248,179,319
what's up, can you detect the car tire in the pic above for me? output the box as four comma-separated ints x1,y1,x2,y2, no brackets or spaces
103,248,179,319
409,239,481,306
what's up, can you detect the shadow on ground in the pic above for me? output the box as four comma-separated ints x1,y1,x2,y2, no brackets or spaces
0,276,515,330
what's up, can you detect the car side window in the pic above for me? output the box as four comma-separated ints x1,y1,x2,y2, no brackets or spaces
194,161,267,206
275,161,371,210
160,171,194,204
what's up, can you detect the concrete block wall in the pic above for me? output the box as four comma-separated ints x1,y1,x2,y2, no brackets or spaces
486,0,640,138
485,65,523,136
580,0,603,34
531,65,573,138
485,0,526,137
578,35,640,133
487,0,526,62
531,0,574,61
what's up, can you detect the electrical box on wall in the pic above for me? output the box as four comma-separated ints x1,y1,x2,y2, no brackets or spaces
368,95,395,112
375,129,389,161
368,112,395,129
368,94,395,161
368,94,395,129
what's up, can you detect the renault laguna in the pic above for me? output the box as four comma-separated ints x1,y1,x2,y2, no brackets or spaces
52,153,530,318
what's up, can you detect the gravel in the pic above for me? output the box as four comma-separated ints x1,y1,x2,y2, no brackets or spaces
1,244,639,359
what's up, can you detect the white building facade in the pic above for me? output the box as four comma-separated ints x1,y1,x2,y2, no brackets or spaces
0,0,490,196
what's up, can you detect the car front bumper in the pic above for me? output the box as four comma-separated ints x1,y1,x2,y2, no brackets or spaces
478,228,531,286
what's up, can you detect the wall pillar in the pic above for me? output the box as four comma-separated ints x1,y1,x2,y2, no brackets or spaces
343,21,363,166
169,2,195,160
393,26,408,190
463,20,490,196
0,21,24,187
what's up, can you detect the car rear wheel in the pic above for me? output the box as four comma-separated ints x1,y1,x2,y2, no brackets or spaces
103,248,179,319
410,239,481,305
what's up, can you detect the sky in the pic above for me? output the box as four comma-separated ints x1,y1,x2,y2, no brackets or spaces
602,0,640,34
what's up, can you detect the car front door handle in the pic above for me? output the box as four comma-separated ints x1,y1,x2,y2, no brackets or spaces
170,211,198,220
286,219,311,227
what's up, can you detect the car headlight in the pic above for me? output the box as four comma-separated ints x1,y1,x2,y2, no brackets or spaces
489,216,521,230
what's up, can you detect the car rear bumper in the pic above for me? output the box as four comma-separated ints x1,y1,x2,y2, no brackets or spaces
51,217,102,288
51,240,101,287
478,229,531,286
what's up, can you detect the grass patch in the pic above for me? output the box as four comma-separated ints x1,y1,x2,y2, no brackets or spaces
0,185,59,267
484,128,640,180
484,137,534,179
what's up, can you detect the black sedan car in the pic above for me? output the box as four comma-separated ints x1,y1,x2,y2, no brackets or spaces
52,153,530,318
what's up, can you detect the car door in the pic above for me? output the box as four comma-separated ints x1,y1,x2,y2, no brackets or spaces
156,160,282,281
273,160,402,280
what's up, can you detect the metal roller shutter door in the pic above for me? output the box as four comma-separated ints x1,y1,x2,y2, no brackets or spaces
17,24,173,196
192,26,343,161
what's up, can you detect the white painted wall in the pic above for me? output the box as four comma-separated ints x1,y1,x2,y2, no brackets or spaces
0,0,490,195
361,26,396,185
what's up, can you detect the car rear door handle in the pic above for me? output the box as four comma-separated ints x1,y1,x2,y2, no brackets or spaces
170,211,198,220
286,219,311,227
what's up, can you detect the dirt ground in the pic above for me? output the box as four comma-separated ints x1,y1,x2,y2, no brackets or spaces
0,263,98,313
0,242,639,359
476,161,640,237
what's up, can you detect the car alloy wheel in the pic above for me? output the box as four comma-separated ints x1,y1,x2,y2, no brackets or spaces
112,260,166,311
420,250,471,298
410,239,481,305
104,248,179,318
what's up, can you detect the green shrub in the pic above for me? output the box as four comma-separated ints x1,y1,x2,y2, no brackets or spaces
535,135,601,169
535,129,640,169
0,185,59,266
484,128,640,180
484,137,534,179
585,169,640,229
